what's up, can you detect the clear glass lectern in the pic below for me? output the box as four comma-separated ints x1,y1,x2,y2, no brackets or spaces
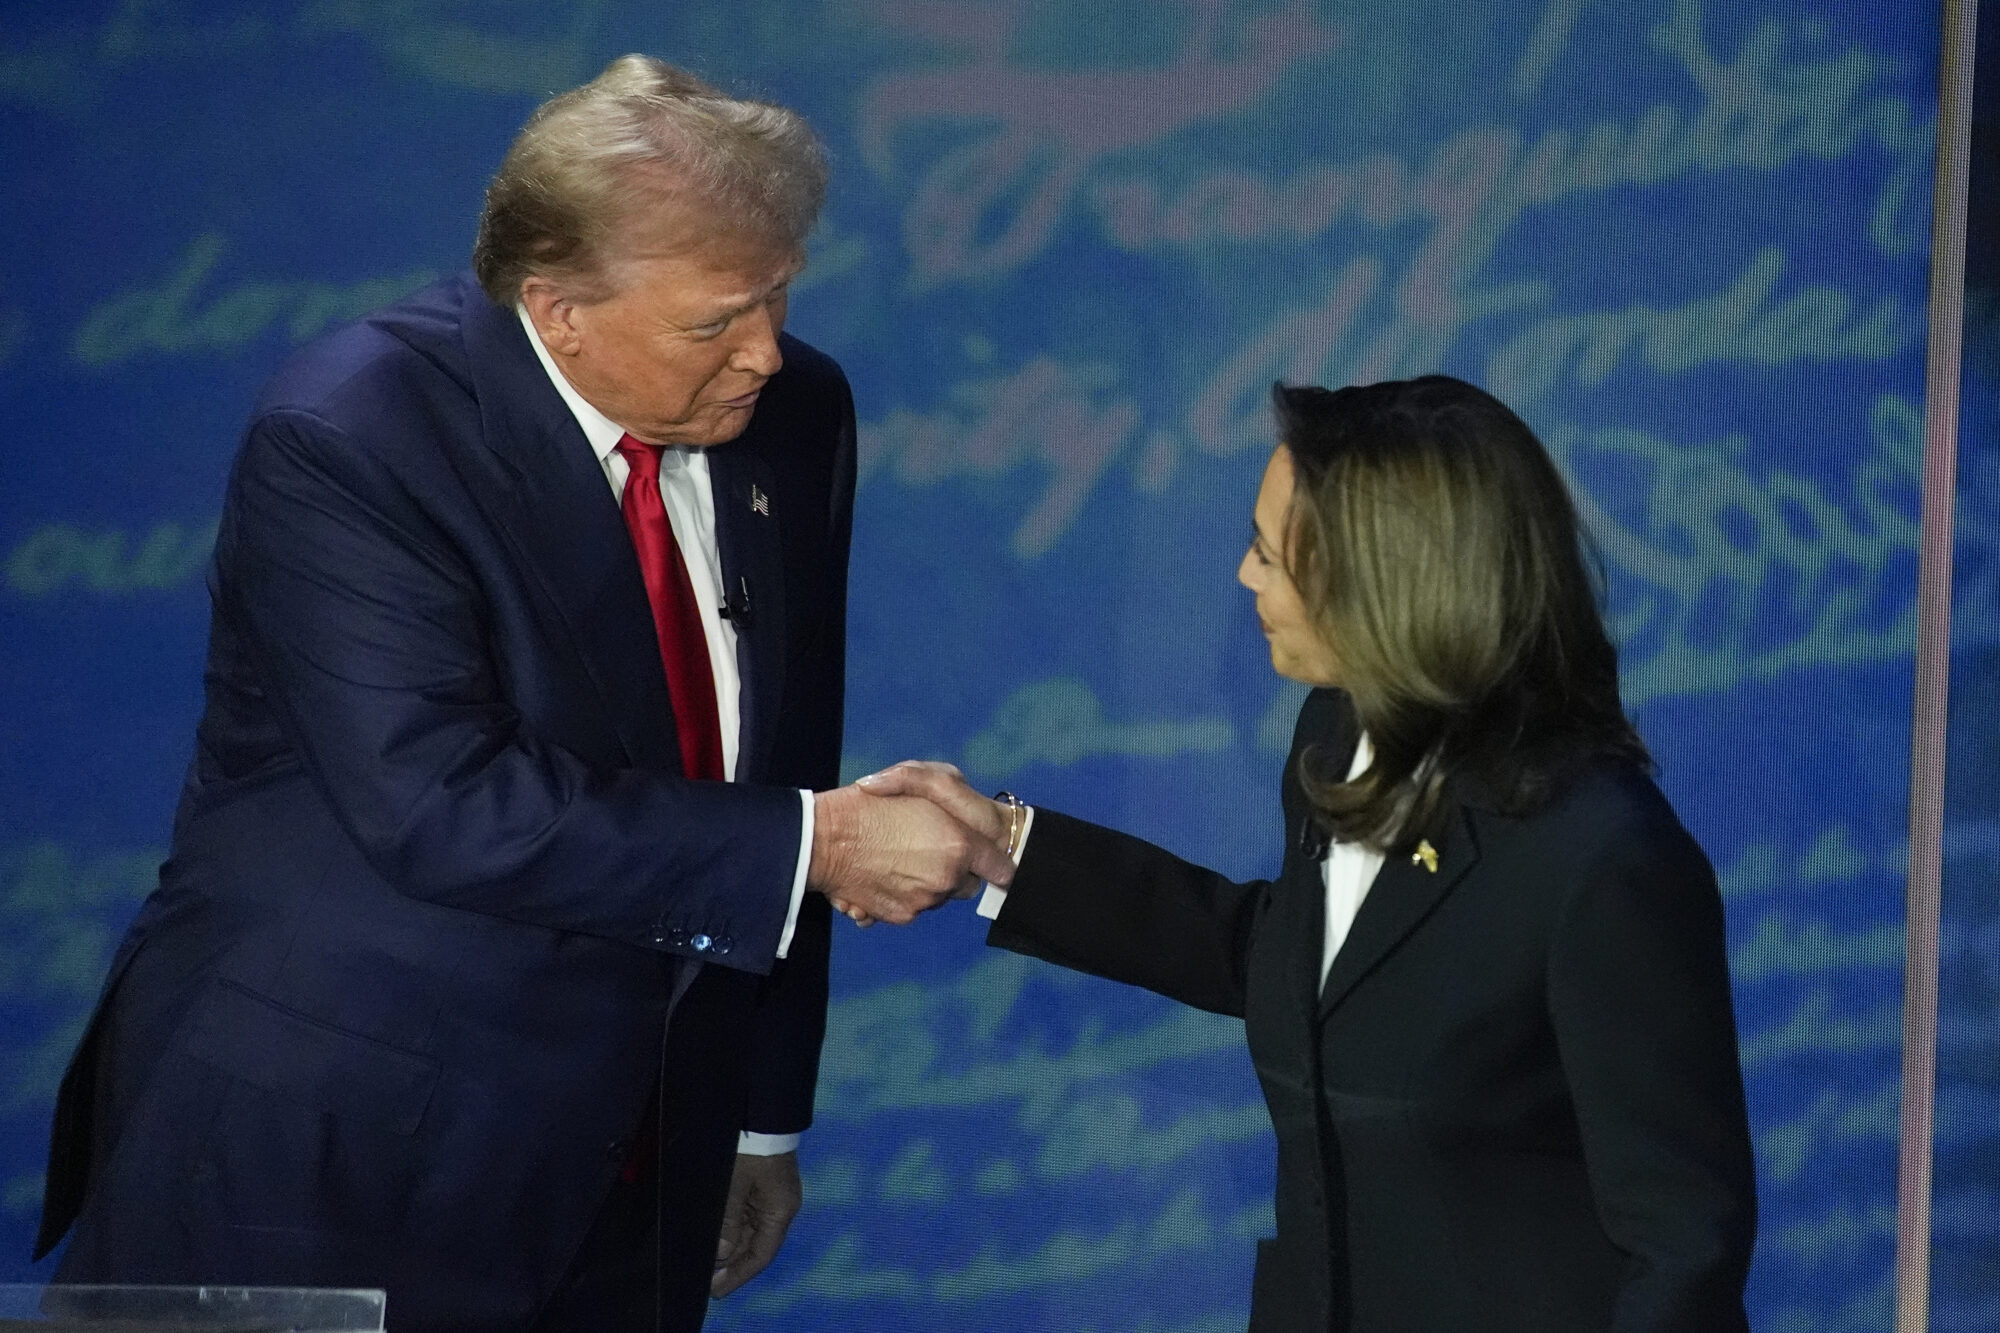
0,1286,385,1331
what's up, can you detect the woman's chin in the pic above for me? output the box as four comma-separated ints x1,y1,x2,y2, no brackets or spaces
1270,654,1338,690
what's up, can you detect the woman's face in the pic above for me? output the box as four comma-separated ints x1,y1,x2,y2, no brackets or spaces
1238,445,1342,687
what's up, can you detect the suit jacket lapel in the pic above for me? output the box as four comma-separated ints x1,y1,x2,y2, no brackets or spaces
1283,847,1332,1033
1285,720,1356,1028
1318,804,1482,1018
707,441,787,784
457,290,681,771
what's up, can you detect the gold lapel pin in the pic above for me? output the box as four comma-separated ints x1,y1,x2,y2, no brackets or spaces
1412,840,1438,874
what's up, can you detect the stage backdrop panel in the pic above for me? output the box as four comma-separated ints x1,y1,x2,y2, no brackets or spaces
0,3,1945,1330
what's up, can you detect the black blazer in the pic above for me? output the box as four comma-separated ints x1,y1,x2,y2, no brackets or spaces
989,689,1756,1333
39,276,853,1333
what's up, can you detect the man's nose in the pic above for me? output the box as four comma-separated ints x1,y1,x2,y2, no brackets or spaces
730,306,784,377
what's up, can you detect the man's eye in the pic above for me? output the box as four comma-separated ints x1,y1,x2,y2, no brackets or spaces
689,320,730,339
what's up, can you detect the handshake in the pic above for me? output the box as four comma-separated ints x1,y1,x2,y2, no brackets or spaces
806,762,1013,926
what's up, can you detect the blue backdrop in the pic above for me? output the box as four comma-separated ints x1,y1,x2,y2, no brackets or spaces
0,2,1968,1330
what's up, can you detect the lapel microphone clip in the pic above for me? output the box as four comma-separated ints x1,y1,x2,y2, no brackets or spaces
718,575,753,627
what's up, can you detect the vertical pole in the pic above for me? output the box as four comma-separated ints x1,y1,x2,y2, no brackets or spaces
1898,1,1978,1329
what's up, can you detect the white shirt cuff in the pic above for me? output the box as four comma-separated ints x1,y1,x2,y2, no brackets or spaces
775,789,813,959
736,1131,801,1156
975,805,1034,920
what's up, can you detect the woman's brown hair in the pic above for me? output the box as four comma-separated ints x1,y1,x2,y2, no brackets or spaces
1275,376,1649,852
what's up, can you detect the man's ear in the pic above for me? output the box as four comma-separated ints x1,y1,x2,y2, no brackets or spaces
520,277,583,356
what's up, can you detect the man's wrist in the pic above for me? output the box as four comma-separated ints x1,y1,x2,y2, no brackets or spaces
806,789,841,889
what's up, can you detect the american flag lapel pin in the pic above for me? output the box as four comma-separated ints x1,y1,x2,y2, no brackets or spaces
750,484,770,516
1412,840,1438,874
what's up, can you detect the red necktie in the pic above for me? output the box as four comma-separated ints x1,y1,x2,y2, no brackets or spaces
614,435,725,782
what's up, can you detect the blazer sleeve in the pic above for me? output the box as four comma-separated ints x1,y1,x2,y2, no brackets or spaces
1546,810,1758,1332
987,807,1270,1017
217,407,802,973
986,688,1351,1018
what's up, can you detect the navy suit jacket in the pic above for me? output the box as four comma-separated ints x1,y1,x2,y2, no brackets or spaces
990,689,1757,1333
36,275,854,1333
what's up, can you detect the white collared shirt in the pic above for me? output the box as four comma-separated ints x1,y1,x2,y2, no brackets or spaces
1319,734,1385,987
518,305,807,1155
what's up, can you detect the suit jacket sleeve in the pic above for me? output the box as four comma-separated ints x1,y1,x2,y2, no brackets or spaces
1547,815,1759,1331
740,362,855,1134
985,689,1348,1017
217,406,802,972
986,808,1269,1017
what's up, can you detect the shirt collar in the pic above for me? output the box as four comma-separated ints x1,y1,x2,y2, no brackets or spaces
516,303,630,467
1347,732,1373,780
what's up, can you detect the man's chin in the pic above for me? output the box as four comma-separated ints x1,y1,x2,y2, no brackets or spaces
655,401,759,448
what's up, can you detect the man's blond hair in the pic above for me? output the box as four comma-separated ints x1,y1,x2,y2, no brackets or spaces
472,54,827,305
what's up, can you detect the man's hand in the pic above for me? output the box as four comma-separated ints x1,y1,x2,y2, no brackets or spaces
809,779,1013,925
711,1151,803,1298
856,761,1008,843
822,762,1013,926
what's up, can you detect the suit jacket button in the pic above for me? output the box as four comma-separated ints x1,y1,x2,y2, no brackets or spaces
711,935,734,956
606,1137,630,1163
650,927,668,946
691,933,713,952
666,926,690,947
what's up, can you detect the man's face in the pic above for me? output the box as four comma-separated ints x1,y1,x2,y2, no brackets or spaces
531,226,803,447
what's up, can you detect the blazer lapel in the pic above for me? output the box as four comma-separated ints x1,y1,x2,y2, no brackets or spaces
706,442,786,784
1318,805,1481,1018
457,291,681,771
1285,850,1332,1032
1276,695,1359,1025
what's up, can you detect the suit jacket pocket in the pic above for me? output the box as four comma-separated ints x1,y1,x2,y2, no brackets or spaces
183,980,439,1136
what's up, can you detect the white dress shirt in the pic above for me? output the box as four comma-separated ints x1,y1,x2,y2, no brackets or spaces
977,735,1384,995
519,306,808,1155
1318,734,1385,987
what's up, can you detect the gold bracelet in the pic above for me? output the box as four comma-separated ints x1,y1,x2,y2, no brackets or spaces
995,790,1025,858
